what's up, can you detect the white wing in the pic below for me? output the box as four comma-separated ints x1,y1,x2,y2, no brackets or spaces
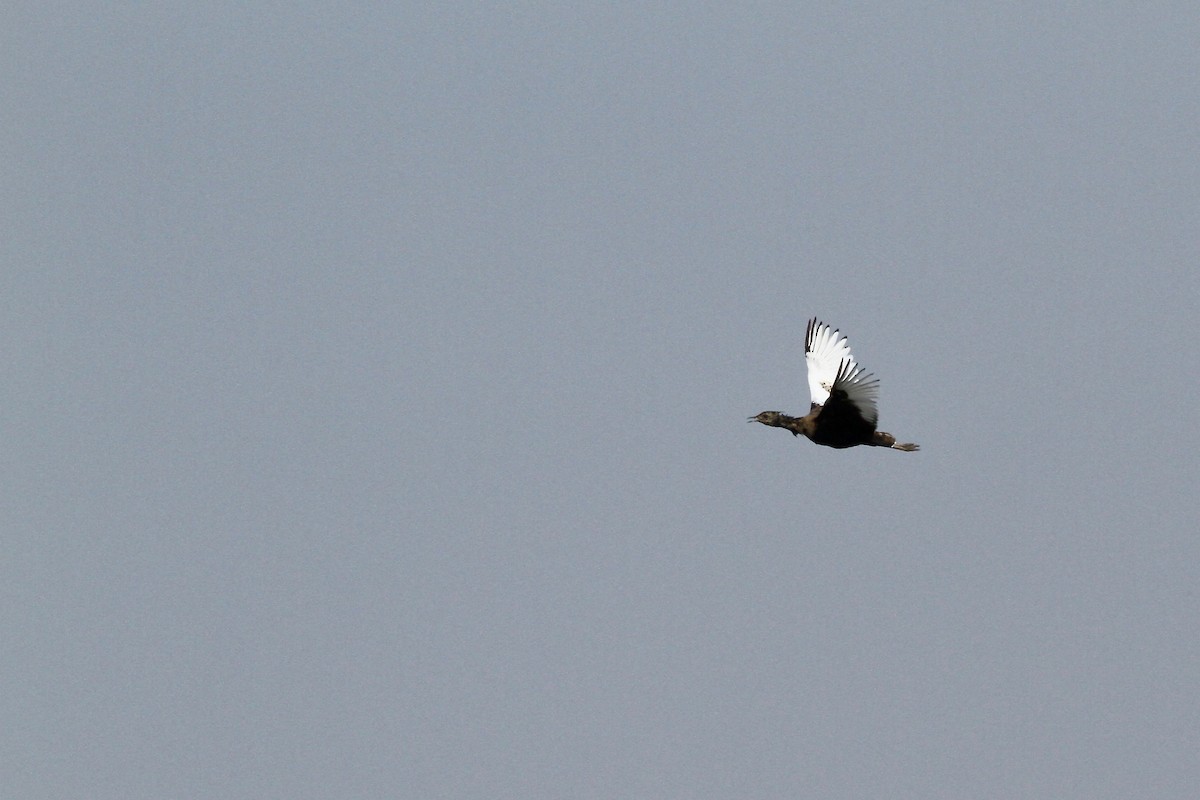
804,318,855,407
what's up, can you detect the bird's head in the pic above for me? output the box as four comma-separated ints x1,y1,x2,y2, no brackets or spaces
748,411,782,426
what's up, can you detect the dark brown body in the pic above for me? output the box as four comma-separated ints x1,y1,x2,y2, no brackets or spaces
750,405,918,451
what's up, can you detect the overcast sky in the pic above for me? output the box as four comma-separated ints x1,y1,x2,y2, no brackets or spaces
5,4,1199,799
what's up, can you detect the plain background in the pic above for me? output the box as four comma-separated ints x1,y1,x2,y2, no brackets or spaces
5,4,1198,798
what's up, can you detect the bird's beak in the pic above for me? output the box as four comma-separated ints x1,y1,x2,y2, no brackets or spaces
747,416,756,423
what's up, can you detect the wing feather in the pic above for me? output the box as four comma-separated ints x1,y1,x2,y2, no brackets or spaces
831,359,880,426
804,318,854,407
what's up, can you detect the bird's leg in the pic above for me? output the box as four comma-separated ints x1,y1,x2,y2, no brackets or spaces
872,431,920,451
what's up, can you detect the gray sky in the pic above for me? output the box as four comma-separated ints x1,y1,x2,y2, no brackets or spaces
5,4,1198,798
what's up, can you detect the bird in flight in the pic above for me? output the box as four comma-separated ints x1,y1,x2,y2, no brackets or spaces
750,318,919,452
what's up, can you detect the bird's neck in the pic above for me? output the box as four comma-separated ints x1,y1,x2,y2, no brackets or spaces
772,413,810,437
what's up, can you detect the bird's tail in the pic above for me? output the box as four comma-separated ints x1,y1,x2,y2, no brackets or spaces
873,431,919,452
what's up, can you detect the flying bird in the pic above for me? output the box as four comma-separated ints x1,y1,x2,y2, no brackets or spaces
750,318,919,452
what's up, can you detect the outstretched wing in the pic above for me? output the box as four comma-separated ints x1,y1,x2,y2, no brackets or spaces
805,318,855,407
825,358,880,427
